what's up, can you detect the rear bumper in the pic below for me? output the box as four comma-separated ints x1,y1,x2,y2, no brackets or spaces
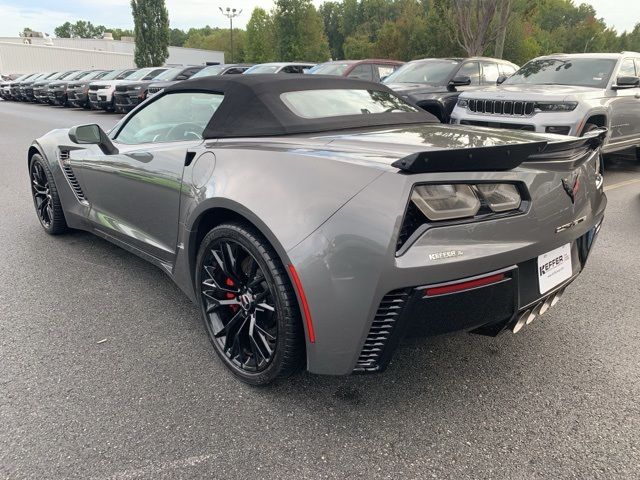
353,222,601,372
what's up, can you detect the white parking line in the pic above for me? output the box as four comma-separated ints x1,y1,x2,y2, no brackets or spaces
604,178,640,192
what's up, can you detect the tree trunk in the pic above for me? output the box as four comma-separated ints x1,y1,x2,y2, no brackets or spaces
493,0,511,58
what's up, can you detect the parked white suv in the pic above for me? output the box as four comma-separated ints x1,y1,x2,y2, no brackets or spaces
450,52,640,156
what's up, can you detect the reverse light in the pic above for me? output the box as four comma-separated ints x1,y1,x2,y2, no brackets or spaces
476,183,521,212
411,184,480,221
534,102,577,112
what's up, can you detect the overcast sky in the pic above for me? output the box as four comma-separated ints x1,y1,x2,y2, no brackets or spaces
0,0,637,38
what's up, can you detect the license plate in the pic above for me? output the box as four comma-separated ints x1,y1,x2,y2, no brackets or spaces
537,243,572,294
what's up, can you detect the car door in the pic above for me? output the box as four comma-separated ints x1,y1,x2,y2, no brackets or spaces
480,61,500,86
454,61,481,90
375,64,398,82
347,64,374,81
76,91,223,264
608,58,640,145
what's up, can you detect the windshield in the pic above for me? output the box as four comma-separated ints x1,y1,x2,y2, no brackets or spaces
75,70,105,81
191,65,226,78
152,67,182,81
308,63,352,76
383,60,460,85
245,65,280,74
67,71,91,80
126,68,158,81
504,58,617,88
58,70,79,80
281,89,418,119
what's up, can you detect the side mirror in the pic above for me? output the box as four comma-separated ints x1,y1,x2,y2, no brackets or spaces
496,75,508,85
176,74,188,80
380,75,388,82
68,124,118,155
612,76,640,89
448,75,471,91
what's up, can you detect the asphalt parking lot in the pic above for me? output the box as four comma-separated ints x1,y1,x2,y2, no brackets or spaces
1,100,639,480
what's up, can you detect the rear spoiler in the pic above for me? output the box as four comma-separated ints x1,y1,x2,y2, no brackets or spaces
392,128,607,173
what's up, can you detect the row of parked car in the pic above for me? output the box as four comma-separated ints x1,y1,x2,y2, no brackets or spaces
3,52,640,155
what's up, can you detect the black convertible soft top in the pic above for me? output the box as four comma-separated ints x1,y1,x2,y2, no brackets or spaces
164,74,438,138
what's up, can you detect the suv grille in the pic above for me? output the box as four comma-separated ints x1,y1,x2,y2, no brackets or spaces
353,289,410,373
115,85,129,92
89,85,101,91
468,99,535,116
147,87,161,94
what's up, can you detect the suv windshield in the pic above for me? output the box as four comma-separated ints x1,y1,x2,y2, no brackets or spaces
383,60,460,85
245,65,280,74
192,65,226,78
152,68,183,81
504,58,617,88
309,63,352,76
126,68,160,81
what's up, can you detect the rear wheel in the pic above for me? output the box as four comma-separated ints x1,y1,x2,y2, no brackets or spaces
29,154,68,235
195,223,304,385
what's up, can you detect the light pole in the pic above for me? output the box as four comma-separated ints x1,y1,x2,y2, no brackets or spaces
219,7,242,63
584,35,596,53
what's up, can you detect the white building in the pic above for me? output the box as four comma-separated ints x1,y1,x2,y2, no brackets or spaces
0,36,224,75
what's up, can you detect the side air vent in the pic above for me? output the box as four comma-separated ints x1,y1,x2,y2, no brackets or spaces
58,149,88,204
353,289,410,373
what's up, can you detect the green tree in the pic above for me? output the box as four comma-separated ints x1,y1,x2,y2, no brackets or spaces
273,0,331,62
319,1,344,59
343,31,375,58
169,28,188,47
245,8,276,63
131,0,170,67
54,20,106,38
184,28,246,62
108,28,135,40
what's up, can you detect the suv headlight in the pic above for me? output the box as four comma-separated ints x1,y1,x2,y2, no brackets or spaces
411,183,522,221
457,98,469,108
534,102,577,112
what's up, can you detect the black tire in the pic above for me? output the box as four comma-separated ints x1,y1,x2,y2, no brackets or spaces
195,222,304,385
29,154,69,235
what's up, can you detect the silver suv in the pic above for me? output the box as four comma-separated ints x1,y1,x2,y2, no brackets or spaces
450,52,640,156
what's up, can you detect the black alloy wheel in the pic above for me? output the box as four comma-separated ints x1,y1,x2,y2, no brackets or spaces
29,154,68,234
196,223,304,385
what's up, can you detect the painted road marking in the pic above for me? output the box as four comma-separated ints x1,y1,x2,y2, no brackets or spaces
604,178,640,192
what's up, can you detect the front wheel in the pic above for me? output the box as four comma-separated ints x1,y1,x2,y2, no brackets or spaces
29,154,68,234
195,223,304,385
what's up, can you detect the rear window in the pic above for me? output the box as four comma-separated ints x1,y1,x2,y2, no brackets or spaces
280,89,418,119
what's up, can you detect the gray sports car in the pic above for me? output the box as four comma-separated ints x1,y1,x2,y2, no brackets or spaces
28,75,606,385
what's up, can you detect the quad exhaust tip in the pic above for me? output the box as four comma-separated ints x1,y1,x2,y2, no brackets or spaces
511,287,565,333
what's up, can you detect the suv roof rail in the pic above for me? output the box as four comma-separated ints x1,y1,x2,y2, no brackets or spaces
620,51,640,55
